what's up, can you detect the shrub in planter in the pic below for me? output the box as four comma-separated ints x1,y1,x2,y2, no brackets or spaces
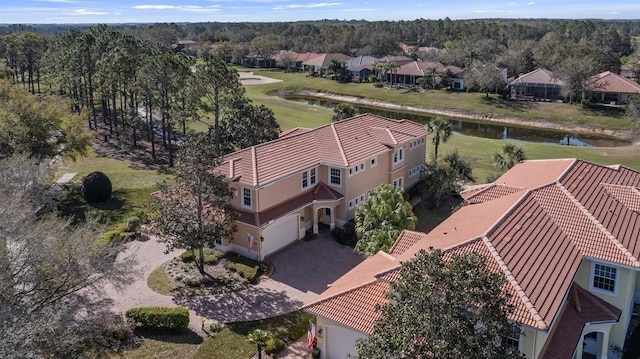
209,322,223,333
125,306,189,332
82,171,112,203
311,347,321,359
264,336,285,355
125,216,141,233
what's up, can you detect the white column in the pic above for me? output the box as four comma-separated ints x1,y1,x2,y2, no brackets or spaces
599,331,609,359
576,335,584,359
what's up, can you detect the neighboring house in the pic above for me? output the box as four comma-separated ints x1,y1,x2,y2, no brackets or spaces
244,55,276,68
214,114,428,260
345,56,377,82
376,55,414,67
306,158,640,359
583,71,640,104
272,50,321,71
302,53,353,72
172,40,197,54
508,68,564,100
388,61,463,88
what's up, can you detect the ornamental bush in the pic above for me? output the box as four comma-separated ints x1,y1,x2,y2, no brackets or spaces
125,306,189,332
82,171,112,203
264,336,285,355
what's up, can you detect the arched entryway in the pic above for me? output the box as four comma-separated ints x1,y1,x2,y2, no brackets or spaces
314,207,335,234
581,331,607,359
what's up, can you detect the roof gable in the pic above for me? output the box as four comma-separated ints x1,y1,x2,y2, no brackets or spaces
584,71,640,94
218,114,427,187
509,68,564,87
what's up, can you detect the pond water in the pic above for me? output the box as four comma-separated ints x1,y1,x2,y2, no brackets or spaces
284,95,631,148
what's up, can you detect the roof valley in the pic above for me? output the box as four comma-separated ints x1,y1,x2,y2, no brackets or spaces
330,122,349,165
556,182,640,266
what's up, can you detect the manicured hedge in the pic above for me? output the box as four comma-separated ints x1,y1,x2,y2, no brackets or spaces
125,306,189,332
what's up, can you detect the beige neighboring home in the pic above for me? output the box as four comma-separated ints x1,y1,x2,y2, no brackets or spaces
306,158,640,359
583,71,640,104
214,114,428,260
509,68,564,101
302,53,353,72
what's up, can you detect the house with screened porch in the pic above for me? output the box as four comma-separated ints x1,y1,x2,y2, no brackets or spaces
213,113,428,260
306,158,640,359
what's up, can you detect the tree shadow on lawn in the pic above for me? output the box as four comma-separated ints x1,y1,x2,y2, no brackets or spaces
58,185,128,225
173,287,304,324
480,96,535,112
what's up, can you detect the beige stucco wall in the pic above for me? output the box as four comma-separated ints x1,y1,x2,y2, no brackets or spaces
315,316,367,359
520,325,551,359
573,258,636,349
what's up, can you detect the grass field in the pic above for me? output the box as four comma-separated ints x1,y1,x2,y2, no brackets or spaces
240,67,637,133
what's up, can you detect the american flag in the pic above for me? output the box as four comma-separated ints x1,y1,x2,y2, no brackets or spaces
307,321,316,349
247,233,254,253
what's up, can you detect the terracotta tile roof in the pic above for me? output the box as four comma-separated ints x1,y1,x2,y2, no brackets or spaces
218,114,427,187
279,127,311,139
377,55,413,65
388,230,425,256
584,71,640,94
236,181,343,227
508,68,564,87
539,284,621,359
302,53,352,67
307,158,640,342
463,184,524,204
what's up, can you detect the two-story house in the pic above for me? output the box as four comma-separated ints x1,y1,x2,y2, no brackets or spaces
306,158,640,359
214,114,428,260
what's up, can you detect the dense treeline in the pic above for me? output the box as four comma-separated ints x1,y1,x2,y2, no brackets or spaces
0,25,280,166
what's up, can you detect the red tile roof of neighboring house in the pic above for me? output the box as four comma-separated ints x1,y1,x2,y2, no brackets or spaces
218,114,427,187
584,71,640,94
539,284,621,359
306,158,640,345
271,50,321,63
302,53,352,67
508,68,564,87
235,181,343,227
279,127,311,139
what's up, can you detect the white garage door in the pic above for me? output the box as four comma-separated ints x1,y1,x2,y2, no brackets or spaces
262,215,299,257
326,325,365,359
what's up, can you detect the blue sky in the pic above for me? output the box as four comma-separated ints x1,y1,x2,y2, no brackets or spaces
1,0,639,24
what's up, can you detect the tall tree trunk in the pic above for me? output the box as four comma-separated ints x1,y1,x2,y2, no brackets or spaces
198,246,205,275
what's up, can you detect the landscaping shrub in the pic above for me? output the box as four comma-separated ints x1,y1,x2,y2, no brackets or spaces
225,262,260,283
97,229,121,246
82,171,112,203
264,336,285,355
180,248,223,264
311,347,321,359
125,306,189,332
331,220,357,248
125,216,141,232
209,322,223,333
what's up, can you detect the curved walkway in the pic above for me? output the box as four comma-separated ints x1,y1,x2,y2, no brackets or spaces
103,232,362,333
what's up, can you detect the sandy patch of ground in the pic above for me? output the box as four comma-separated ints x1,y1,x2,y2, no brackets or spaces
239,71,283,85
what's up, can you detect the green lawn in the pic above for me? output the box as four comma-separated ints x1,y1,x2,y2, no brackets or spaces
57,147,172,226
114,311,314,359
242,67,636,133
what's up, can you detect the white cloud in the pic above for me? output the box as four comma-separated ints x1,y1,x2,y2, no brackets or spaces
527,2,535,5
30,0,76,3
70,8,110,15
132,4,220,11
507,2,516,6
273,2,341,10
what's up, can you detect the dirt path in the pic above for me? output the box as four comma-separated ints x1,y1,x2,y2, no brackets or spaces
293,90,639,143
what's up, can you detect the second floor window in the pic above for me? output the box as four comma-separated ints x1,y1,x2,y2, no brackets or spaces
393,148,404,164
592,263,617,294
302,168,317,189
330,168,341,186
243,188,252,208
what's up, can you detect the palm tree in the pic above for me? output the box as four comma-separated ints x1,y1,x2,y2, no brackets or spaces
355,184,417,256
425,118,452,160
384,62,399,87
492,143,527,170
246,329,269,359
332,103,358,122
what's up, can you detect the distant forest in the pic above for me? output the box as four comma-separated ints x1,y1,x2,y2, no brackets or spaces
1,19,639,73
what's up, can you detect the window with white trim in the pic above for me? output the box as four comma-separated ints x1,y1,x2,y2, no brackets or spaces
330,167,341,186
504,335,520,351
393,148,404,164
348,200,355,210
302,168,317,189
242,188,252,208
371,157,377,167
393,177,404,189
591,262,617,294
359,163,365,171
360,194,365,202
